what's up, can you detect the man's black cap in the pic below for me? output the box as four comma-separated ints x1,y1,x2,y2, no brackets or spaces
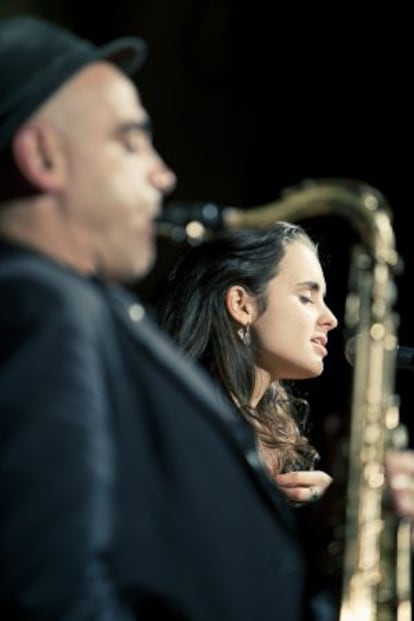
0,14,147,153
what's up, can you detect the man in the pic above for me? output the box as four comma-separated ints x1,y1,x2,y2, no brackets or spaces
0,14,315,620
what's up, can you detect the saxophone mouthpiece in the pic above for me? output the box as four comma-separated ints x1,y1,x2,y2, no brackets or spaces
156,201,238,243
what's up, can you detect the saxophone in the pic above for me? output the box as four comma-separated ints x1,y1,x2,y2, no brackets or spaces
159,178,412,621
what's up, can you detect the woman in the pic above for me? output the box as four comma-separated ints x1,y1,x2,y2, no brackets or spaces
154,221,338,506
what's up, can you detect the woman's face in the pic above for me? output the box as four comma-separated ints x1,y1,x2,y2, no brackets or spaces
251,240,338,382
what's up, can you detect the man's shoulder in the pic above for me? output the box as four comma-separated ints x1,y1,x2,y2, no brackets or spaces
0,241,89,286
0,242,109,328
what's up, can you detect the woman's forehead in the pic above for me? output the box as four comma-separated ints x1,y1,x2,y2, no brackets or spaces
276,242,326,287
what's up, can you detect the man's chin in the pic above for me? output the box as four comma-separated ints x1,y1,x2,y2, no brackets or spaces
103,247,156,285
128,249,156,283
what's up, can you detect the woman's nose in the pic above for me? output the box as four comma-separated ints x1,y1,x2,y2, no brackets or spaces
326,307,339,330
321,305,338,331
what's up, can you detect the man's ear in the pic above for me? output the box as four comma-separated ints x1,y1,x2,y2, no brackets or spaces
225,285,256,324
12,124,65,192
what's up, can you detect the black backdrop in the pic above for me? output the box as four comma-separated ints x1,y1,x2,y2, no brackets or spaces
2,0,412,462
2,0,413,597
0,0,414,604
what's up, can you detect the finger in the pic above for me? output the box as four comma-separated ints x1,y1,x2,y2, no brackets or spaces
385,450,414,474
277,484,322,505
275,470,332,488
388,473,414,491
390,489,414,518
386,465,414,495
308,487,320,503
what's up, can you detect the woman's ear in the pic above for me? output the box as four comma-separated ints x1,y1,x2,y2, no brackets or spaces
225,285,256,324
12,123,65,193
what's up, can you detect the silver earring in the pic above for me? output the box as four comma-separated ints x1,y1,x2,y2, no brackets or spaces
238,323,251,346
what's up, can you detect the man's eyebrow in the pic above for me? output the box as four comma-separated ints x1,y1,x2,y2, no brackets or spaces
118,118,153,137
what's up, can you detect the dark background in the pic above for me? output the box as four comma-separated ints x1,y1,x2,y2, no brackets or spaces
2,0,412,455
1,0,412,598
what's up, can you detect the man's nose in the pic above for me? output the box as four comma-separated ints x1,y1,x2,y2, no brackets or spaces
151,158,177,195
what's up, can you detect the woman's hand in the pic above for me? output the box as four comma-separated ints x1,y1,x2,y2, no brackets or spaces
274,470,333,506
257,442,332,505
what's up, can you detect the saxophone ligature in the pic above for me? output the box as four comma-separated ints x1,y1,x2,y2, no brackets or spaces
159,178,411,621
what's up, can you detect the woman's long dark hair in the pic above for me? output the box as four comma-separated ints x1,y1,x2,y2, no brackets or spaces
155,222,319,472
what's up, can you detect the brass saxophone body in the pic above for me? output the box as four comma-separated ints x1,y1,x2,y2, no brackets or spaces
160,178,411,620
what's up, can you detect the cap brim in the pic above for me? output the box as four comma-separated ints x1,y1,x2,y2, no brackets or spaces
0,35,147,153
96,36,147,76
